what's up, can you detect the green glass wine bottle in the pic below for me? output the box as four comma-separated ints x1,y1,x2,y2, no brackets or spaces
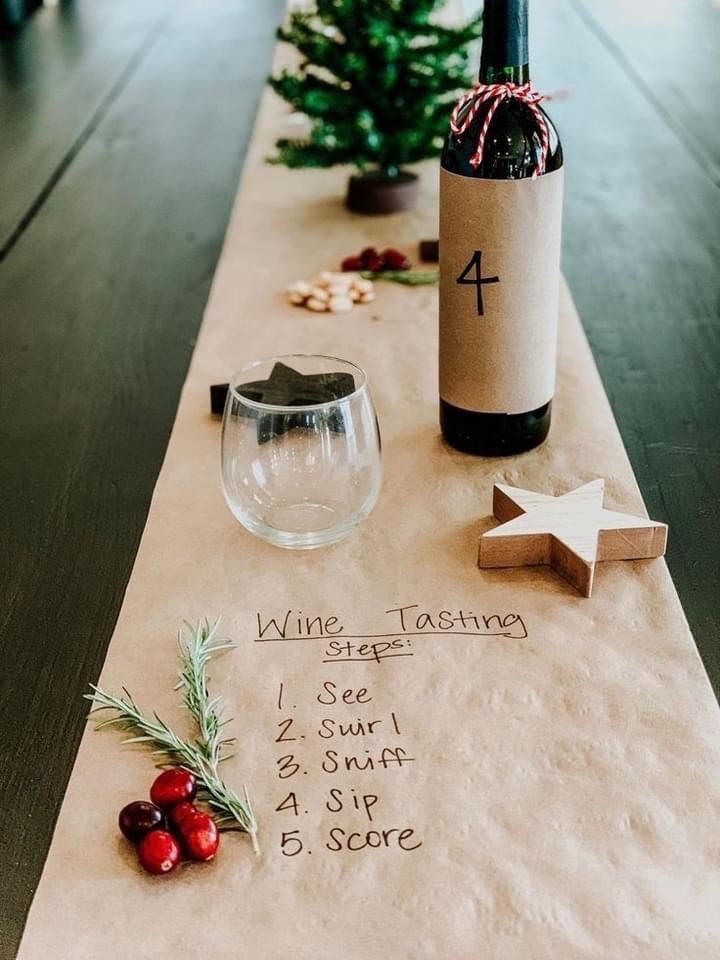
439,0,564,456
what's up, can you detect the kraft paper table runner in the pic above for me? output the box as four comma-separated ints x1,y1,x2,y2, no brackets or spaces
17,77,720,960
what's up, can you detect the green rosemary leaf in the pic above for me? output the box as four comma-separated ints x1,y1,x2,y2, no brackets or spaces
360,269,438,285
86,619,258,853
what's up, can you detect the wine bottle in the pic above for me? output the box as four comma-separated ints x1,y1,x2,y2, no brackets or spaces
439,0,564,456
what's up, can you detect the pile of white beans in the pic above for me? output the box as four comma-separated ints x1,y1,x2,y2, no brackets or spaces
287,272,376,313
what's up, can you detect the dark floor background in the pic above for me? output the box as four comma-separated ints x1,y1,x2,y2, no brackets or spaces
0,1,718,956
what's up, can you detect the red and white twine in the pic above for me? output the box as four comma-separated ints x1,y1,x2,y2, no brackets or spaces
450,82,550,178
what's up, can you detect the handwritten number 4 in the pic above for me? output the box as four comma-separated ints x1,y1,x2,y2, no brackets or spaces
456,250,499,317
276,792,300,816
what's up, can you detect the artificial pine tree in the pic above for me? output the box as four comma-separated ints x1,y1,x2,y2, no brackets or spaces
269,0,482,211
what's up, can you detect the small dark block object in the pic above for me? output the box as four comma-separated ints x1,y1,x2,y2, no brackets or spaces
210,382,229,416
419,239,439,263
346,171,419,215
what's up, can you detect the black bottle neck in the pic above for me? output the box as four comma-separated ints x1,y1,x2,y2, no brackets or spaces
479,0,530,85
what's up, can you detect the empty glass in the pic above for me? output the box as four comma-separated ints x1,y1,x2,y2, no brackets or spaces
221,355,382,548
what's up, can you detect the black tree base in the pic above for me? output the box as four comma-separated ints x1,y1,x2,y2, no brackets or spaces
346,170,419,215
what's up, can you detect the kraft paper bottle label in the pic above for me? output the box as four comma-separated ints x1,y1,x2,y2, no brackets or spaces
439,166,564,415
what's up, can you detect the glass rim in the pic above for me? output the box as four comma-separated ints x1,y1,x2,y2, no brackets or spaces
227,354,369,414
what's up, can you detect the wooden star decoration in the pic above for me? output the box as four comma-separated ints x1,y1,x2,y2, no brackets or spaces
478,479,668,597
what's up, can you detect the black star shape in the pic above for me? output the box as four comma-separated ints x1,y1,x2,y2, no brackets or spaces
238,361,354,406
211,362,356,443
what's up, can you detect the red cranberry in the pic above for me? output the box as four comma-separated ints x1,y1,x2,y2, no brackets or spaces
341,255,363,271
119,800,165,843
137,830,182,875
150,768,197,810
382,248,411,271
181,812,219,862
168,801,199,832
359,246,379,267
363,253,385,273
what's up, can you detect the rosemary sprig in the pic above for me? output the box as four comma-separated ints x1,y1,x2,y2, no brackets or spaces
360,269,438,285
85,620,259,854
175,619,235,767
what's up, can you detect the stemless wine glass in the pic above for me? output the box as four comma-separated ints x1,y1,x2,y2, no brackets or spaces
221,355,382,548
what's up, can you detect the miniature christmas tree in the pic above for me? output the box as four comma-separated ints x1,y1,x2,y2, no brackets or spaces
269,0,482,211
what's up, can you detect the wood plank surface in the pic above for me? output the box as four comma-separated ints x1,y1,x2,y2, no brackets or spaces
0,1,283,954
0,0,173,252
572,0,720,184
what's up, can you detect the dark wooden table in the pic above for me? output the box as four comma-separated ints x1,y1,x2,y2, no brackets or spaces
0,0,41,36
0,1,718,955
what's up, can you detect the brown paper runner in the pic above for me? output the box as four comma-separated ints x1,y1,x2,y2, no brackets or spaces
17,61,720,960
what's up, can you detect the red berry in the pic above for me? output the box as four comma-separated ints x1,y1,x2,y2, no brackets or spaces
359,246,380,268
364,253,385,273
382,248,411,271
181,812,219,862
119,800,165,843
168,802,199,832
137,830,182,875
341,255,363,271
150,768,197,810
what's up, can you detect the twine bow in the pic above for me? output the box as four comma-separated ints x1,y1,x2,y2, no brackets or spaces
450,82,550,178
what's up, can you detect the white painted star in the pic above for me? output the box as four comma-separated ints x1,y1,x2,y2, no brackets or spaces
479,479,667,596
